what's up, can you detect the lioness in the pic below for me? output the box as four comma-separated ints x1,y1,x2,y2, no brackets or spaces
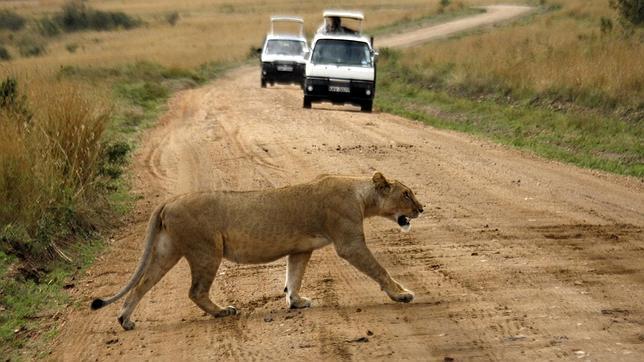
91,172,423,330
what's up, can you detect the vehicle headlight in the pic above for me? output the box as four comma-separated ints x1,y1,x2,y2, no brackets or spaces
307,85,313,92
366,89,371,96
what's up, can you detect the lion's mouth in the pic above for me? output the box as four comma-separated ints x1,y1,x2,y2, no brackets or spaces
396,214,414,232
397,215,411,227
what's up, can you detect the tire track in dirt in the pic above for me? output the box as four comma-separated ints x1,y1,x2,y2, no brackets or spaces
376,5,535,48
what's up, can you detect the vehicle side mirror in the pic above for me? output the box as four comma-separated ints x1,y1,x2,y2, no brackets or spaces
372,51,379,61
303,50,310,60
255,47,262,56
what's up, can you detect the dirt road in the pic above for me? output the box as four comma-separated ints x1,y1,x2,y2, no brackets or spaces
51,7,643,362
376,5,534,48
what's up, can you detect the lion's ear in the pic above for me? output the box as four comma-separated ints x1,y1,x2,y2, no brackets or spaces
372,172,390,193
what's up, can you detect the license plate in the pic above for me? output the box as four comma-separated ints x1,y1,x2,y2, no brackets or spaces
277,65,293,72
329,85,350,93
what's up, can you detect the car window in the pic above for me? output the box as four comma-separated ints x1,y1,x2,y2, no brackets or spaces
311,39,372,67
265,40,306,56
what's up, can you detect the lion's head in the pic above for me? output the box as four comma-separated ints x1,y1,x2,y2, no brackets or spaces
372,172,424,231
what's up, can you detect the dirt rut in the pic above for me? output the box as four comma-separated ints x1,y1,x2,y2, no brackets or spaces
376,5,534,48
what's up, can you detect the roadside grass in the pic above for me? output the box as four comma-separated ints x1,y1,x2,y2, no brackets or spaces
377,51,644,177
396,0,644,114
0,240,104,359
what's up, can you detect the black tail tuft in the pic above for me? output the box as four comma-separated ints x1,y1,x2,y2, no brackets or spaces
90,298,105,310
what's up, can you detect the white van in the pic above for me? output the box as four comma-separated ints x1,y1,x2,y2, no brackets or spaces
260,16,309,88
303,11,377,112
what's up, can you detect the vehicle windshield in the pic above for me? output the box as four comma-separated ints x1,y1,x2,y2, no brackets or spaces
311,39,372,67
265,39,306,56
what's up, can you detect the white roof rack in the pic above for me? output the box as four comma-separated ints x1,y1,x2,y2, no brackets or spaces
322,10,364,21
270,16,304,37
319,10,364,34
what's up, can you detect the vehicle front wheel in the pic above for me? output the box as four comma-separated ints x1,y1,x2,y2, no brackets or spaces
261,78,267,88
303,96,312,109
361,100,373,113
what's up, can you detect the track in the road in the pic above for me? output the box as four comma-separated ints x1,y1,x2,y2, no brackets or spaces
51,6,643,362
376,5,534,48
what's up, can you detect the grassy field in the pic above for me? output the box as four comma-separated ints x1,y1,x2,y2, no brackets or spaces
1,0,475,74
378,50,643,176
393,1,643,112
377,0,643,177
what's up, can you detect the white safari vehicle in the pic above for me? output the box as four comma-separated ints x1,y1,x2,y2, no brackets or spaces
260,16,309,88
303,10,377,112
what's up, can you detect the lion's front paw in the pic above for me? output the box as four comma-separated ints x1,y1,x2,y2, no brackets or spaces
288,296,312,309
118,316,135,331
389,290,414,303
215,305,238,318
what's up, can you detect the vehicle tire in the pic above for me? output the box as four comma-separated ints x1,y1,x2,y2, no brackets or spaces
361,100,373,113
303,96,312,109
261,78,267,88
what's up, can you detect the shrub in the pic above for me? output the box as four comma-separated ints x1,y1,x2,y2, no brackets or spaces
0,9,26,31
16,36,46,57
54,0,142,32
117,81,168,108
0,77,30,121
600,16,614,34
0,45,10,61
165,11,180,26
36,16,61,37
610,0,644,26
65,43,79,53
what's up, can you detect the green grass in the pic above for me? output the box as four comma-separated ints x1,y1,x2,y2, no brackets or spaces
377,50,643,177
1,59,234,358
0,240,104,359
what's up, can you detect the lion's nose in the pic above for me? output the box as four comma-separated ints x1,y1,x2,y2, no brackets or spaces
418,207,424,213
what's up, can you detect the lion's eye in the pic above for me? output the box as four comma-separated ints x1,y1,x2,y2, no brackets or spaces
403,192,411,199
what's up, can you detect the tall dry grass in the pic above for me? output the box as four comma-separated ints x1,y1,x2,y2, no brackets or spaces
400,0,644,110
0,79,110,262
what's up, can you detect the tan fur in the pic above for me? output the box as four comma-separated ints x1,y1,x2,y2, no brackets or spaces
91,172,424,331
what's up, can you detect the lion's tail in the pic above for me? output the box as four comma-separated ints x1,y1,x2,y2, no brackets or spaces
90,203,165,310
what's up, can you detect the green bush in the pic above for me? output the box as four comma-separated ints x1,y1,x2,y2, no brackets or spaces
16,36,46,57
0,45,10,61
0,77,30,121
600,16,614,34
65,43,79,53
54,0,142,32
610,0,644,26
0,9,26,31
165,11,180,26
117,81,168,108
36,16,61,37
